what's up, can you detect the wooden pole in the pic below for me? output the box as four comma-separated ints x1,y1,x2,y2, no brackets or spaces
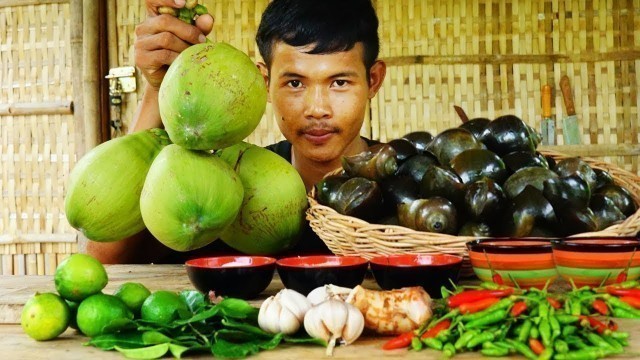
70,0,85,157
82,0,102,151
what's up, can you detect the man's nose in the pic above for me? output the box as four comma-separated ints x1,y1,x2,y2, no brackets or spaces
303,86,331,119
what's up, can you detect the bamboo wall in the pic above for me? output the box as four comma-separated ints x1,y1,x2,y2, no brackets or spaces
0,1,77,275
1,0,639,274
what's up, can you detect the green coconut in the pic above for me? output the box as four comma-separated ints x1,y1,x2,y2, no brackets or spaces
159,42,267,150
140,144,244,251
217,142,308,255
64,129,171,242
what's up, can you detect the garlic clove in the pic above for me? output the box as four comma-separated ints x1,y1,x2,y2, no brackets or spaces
342,303,365,345
258,296,281,334
321,300,349,335
278,306,301,334
303,305,331,341
278,289,311,321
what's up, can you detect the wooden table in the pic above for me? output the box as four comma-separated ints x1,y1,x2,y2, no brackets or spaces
2,265,640,359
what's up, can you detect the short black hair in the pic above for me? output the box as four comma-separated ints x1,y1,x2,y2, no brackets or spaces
256,0,380,71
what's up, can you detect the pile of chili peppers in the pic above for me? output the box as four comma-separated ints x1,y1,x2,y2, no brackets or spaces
382,277,638,359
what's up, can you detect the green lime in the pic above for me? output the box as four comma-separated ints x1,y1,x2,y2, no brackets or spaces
54,253,108,302
140,291,190,325
113,282,151,315
76,293,133,337
21,292,70,341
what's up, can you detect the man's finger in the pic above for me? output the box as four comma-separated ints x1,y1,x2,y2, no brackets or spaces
136,32,191,55
195,14,214,36
144,15,207,45
146,0,186,16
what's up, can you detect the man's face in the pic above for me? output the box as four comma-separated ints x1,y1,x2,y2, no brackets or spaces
262,42,383,164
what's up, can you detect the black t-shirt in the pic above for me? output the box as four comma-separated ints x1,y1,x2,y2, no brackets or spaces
161,137,379,263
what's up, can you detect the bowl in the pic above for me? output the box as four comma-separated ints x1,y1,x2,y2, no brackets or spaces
276,255,368,295
369,254,463,298
551,237,640,287
185,256,276,299
466,238,557,288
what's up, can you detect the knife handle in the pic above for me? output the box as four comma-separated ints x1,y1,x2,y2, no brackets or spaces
560,75,576,116
542,84,552,118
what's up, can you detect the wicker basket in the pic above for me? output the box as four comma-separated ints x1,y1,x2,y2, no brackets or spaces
306,150,640,275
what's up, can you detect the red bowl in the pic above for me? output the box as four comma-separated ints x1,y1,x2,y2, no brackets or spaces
369,254,463,298
551,237,640,287
276,255,368,295
466,238,557,288
185,256,276,299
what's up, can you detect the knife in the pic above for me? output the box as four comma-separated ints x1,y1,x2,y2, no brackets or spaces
559,75,582,145
540,84,555,145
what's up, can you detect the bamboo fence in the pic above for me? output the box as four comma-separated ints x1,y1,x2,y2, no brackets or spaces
1,0,639,274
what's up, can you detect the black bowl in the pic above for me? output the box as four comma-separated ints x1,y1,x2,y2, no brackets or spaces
276,255,369,295
185,256,276,299
370,254,463,298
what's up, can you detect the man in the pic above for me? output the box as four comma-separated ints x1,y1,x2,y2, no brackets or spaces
87,0,386,263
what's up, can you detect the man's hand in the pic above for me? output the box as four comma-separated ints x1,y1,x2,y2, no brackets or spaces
135,0,214,90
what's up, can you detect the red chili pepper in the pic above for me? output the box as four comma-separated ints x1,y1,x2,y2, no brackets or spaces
510,301,528,317
492,272,504,285
616,271,628,284
382,331,414,350
606,287,640,298
458,297,500,315
592,299,609,315
447,288,514,308
607,319,619,331
579,315,609,335
547,297,562,309
619,296,640,309
529,338,545,355
421,319,451,339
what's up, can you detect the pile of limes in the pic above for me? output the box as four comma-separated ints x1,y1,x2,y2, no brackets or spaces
21,253,190,341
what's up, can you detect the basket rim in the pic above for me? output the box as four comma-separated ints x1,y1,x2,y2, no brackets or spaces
307,149,640,240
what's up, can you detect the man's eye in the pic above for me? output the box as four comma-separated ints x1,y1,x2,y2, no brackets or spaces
334,80,348,87
288,80,302,88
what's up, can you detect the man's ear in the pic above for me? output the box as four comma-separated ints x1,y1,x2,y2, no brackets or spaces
257,62,271,102
368,60,386,99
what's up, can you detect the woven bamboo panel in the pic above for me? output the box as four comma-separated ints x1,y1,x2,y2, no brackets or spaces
373,0,640,174
0,1,77,274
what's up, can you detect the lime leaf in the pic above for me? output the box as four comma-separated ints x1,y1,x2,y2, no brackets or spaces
114,343,170,359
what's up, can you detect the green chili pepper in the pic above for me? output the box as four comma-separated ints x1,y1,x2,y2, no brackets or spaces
460,298,512,322
585,332,613,350
443,342,456,357
529,325,540,339
465,309,508,329
505,339,537,360
480,281,503,290
493,340,513,350
538,348,554,360
611,307,640,319
564,335,589,350
480,347,509,357
564,298,572,313
411,336,423,351
436,329,451,342
570,299,582,316
194,4,207,15
549,315,561,339
554,347,616,360
601,335,624,354
539,301,550,318
454,329,479,350
517,319,532,343
609,331,629,340
441,286,451,299
466,331,495,349
555,314,579,324
618,280,639,288
562,325,577,337
539,317,552,347
554,339,569,354
606,296,640,315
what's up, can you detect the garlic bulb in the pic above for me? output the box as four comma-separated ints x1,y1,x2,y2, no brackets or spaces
303,299,365,356
258,289,311,335
307,284,353,305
